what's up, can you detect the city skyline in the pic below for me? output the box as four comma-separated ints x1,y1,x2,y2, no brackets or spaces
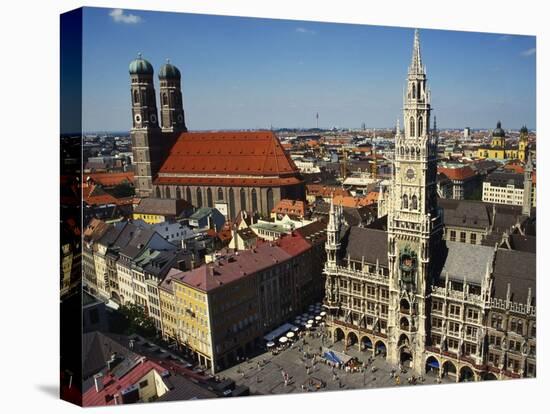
82,7,536,132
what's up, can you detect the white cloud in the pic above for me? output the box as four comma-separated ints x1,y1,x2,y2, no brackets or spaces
109,9,142,24
296,27,316,35
520,48,536,57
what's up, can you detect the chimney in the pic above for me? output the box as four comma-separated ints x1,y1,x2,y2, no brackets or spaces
94,373,104,392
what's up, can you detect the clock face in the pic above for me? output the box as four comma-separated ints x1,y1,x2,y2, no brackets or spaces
177,114,184,123
406,167,416,181
150,114,157,123
134,114,142,124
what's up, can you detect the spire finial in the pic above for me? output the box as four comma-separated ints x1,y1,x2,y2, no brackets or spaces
166,58,171,64
137,52,142,59
410,29,424,74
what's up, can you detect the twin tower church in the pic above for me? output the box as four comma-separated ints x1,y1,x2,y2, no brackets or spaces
128,55,305,218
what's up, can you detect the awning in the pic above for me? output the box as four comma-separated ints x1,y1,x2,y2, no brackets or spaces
263,323,298,342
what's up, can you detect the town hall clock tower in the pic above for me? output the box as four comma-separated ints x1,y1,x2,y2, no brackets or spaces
386,30,443,372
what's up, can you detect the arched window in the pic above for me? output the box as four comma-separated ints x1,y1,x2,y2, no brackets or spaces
251,188,258,212
400,146,404,156
162,92,168,106
133,90,139,104
267,189,274,216
155,186,160,198
196,187,203,208
411,83,416,99
186,187,192,203
166,186,171,199
240,188,247,212
176,186,182,199
228,188,235,220
207,188,213,207
410,117,415,137
217,187,224,201
418,116,423,136
411,195,418,210
402,194,409,209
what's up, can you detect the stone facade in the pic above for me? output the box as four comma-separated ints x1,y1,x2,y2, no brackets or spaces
323,30,536,382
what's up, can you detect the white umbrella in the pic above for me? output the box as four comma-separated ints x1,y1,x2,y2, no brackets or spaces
320,311,327,317
267,341,275,348
315,316,322,321
286,332,295,339
306,324,313,329
307,319,314,324
279,336,288,343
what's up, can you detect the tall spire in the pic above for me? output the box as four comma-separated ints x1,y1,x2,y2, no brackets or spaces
410,28,424,75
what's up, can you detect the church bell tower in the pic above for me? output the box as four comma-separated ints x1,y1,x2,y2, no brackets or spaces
129,54,161,197
386,30,443,372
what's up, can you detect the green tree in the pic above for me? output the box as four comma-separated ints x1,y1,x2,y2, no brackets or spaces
118,303,157,338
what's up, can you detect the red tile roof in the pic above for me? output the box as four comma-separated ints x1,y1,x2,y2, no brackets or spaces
306,184,350,198
272,199,306,216
158,131,300,178
83,358,166,407
437,166,477,181
85,172,134,187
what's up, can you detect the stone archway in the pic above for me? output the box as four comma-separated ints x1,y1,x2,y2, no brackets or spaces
400,346,413,368
398,333,410,348
346,331,359,349
481,372,498,381
360,336,373,352
459,366,475,382
334,327,345,343
442,360,458,379
399,317,410,331
425,356,440,376
374,340,387,358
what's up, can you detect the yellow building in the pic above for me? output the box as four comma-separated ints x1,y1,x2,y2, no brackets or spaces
172,277,213,370
477,121,529,161
132,198,191,225
159,273,179,341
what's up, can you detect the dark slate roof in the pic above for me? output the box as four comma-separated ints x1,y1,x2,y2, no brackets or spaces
493,249,536,304
134,197,191,216
156,375,217,401
505,233,536,253
441,242,495,284
236,228,257,241
439,199,491,230
295,220,327,246
486,171,524,189
119,227,157,259
344,227,388,267
82,331,135,379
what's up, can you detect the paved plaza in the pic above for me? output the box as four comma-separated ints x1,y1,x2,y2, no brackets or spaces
219,327,454,395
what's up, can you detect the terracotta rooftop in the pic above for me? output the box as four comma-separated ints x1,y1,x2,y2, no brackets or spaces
169,234,314,293
306,184,350,198
272,199,307,217
437,166,477,181
83,358,166,407
157,131,300,178
85,172,134,187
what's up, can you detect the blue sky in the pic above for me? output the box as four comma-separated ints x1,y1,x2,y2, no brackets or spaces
81,7,536,132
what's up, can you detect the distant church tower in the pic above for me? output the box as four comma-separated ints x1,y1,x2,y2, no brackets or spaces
522,152,534,216
158,60,187,133
129,54,161,197
386,30,444,372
